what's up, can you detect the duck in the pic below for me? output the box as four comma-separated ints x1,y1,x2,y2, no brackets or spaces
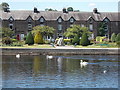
16,54,20,58
46,55,53,59
80,60,88,66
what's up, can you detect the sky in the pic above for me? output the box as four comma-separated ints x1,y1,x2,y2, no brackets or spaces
0,0,119,12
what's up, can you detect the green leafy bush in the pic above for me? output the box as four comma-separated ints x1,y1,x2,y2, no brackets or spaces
34,31,44,44
80,33,90,46
12,41,25,46
2,37,12,45
116,41,120,47
25,32,34,45
116,33,120,42
72,35,80,45
111,33,116,42
11,39,18,42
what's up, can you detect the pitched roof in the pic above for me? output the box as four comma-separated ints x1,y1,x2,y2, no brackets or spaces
0,10,119,21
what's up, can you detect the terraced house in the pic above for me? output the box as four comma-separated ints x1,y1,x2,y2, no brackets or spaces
0,8,119,40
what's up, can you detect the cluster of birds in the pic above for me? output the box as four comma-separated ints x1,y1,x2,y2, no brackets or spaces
15,54,107,74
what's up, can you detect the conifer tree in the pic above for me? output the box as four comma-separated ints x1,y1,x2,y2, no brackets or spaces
34,31,44,44
25,32,34,45
80,33,90,46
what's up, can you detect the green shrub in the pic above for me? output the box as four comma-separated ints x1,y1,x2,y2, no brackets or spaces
116,41,120,47
72,35,80,45
116,33,120,42
11,39,18,42
80,33,90,46
96,36,101,42
25,32,34,45
12,41,25,46
111,33,116,42
2,37,12,45
34,31,44,44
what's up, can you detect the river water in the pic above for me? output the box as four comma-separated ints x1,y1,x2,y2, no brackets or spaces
2,55,119,88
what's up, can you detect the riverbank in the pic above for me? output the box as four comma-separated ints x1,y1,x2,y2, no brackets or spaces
1,47,119,55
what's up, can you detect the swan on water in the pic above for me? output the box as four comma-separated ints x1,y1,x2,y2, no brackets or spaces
80,60,88,66
103,70,107,73
16,54,20,58
46,55,53,59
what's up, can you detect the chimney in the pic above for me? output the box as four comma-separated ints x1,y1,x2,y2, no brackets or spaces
63,8,68,13
93,8,98,13
34,7,39,13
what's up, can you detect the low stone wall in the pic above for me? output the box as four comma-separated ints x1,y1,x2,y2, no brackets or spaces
1,48,119,55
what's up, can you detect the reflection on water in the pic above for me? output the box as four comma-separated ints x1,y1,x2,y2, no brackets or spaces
2,55,118,88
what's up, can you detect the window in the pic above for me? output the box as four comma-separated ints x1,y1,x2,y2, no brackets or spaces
40,17,44,23
58,18,62,23
9,24,13,30
81,24,85,27
70,18,74,23
89,24,93,31
20,34,24,40
28,17,32,23
58,24,62,30
28,24,32,30
40,24,44,27
9,17,14,23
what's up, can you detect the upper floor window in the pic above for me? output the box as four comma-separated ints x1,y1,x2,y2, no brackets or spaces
58,17,62,23
28,24,32,30
88,17,94,24
40,17,44,23
70,17,75,23
9,17,14,23
27,16,32,23
58,24,62,30
89,24,93,31
9,24,13,30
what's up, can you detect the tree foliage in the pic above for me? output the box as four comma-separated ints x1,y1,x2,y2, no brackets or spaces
116,33,120,42
64,25,90,38
98,22,107,36
0,27,14,38
67,7,73,11
34,31,44,44
25,32,34,45
72,35,80,45
111,33,116,42
32,25,55,38
80,33,90,46
45,8,57,11
0,2,9,11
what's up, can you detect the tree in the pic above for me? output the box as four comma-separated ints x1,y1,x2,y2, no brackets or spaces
64,25,90,38
116,33,120,42
25,32,34,45
0,2,9,11
34,31,44,44
0,27,14,38
45,8,57,11
32,25,55,39
80,33,90,46
98,22,107,36
72,35,80,45
111,33,116,42
67,7,73,11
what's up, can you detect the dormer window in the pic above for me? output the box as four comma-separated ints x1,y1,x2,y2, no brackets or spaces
58,17,62,23
27,16,32,23
40,17,44,23
88,17,94,24
9,16,14,23
69,17,75,23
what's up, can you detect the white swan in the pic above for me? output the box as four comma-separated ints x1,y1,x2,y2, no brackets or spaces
103,70,107,73
16,54,20,58
46,55,53,59
80,60,88,66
